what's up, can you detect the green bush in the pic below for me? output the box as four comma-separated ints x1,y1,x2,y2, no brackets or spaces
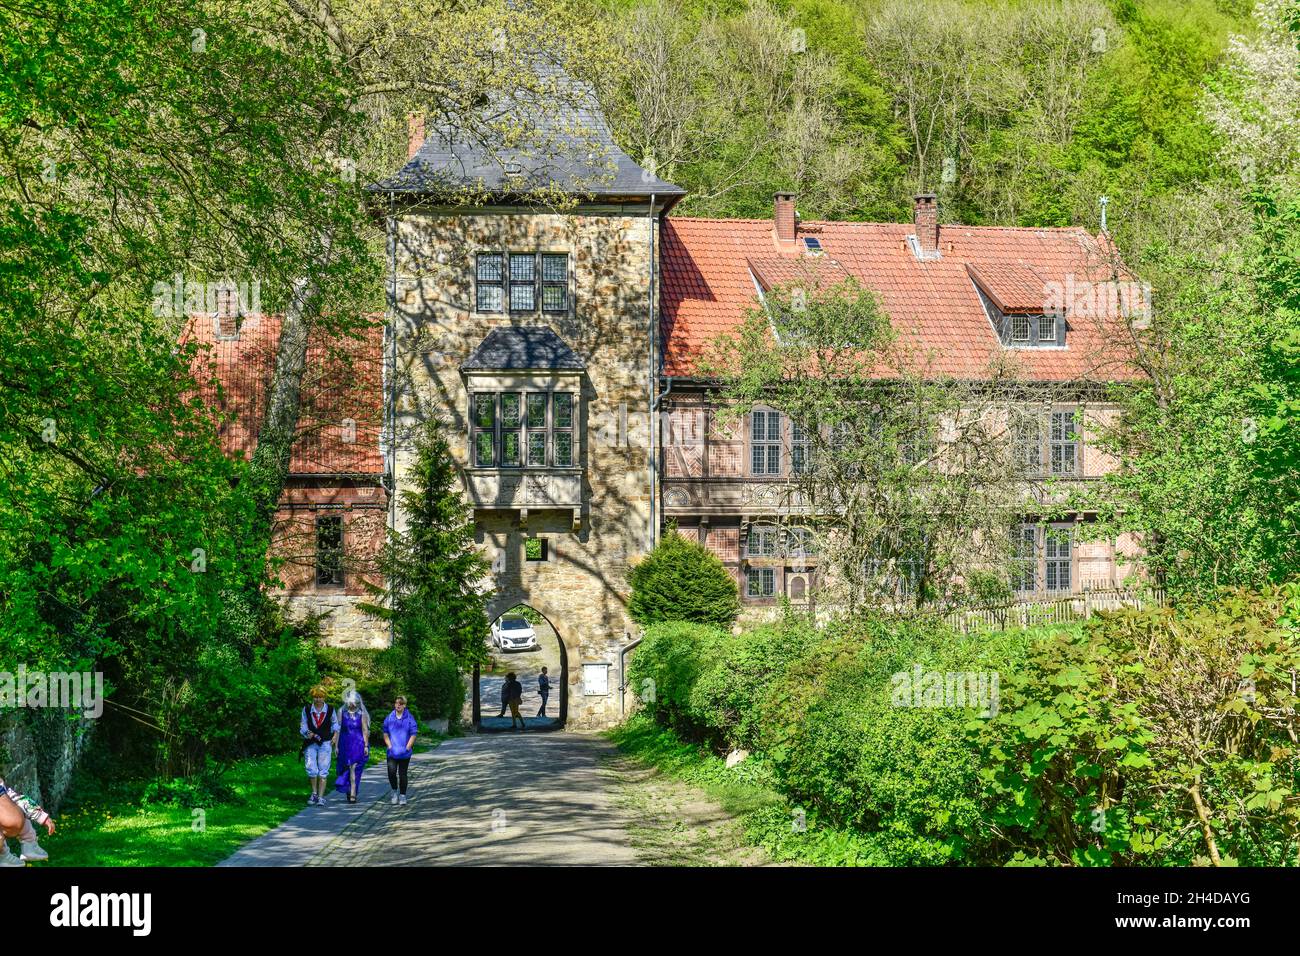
401,649,464,723
766,616,1030,865
141,764,238,808
628,531,739,627
979,586,1300,866
688,618,820,751
627,620,728,737
156,612,323,771
625,587,1300,866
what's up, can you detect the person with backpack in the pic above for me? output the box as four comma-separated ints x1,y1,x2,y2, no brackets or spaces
504,672,525,730
495,678,509,719
0,775,55,867
300,687,340,806
537,667,551,719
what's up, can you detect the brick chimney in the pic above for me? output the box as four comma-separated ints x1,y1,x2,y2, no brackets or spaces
913,193,939,257
407,113,426,161
774,192,798,248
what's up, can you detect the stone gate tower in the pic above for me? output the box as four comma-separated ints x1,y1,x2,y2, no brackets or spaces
369,91,684,729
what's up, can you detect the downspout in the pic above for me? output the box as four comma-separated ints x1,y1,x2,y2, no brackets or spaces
625,198,654,718
385,195,398,649
648,193,658,550
620,634,644,716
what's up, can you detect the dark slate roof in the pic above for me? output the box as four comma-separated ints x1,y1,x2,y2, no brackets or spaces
461,326,586,372
369,62,684,201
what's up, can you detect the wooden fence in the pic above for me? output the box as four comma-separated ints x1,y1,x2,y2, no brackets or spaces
942,587,1167,634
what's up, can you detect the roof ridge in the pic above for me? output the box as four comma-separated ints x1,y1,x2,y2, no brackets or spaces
667,216,772,224
669,215,1092,235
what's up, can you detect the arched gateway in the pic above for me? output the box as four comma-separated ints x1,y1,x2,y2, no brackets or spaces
473,604,568,731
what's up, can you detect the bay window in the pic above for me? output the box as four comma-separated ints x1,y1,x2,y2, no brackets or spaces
470,390,577,469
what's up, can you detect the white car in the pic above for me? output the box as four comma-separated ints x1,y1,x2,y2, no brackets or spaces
492,616,539,652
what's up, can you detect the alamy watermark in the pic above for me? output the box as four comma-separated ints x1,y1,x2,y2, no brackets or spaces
151,273,262,321
0,666,105,718
1042,275,1151,326
890,664,1000,717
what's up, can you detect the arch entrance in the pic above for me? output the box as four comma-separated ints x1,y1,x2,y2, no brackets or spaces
472,603,567,732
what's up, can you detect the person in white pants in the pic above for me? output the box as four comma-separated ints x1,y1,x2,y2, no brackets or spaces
300,688,340,807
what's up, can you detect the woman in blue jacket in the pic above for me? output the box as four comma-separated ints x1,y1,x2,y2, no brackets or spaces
382,696,419,806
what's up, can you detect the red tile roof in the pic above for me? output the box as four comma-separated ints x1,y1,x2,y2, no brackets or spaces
184,314,384,475
747,255,852,291
965,261,1050,314
660,216,1143,381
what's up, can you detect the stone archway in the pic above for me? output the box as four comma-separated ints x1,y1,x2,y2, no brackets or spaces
473,601,569,731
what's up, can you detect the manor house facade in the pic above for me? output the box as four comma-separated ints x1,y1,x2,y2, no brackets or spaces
195,90,1143,729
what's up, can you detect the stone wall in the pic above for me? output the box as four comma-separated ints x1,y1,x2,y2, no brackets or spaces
391,204,657,728
0,709,94,813
270,479,390,649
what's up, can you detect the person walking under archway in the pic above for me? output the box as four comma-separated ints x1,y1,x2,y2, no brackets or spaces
504,672,525,731
495,677,509,719
537,667,551,719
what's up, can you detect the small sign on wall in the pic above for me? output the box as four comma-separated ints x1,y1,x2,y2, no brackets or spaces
582,663,611,696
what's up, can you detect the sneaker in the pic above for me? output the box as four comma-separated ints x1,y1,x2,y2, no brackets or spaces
308,794,318,806
398,794,408,806
19,842,48,862
317,796,328,806
0,850,25,868
390,791,399,805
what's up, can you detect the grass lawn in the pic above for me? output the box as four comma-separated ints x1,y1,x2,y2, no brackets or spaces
36,736,441,867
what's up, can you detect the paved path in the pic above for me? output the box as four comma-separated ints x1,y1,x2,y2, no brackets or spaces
222,732,638,867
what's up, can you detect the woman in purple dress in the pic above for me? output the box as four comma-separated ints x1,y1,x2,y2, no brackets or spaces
334,689,371,803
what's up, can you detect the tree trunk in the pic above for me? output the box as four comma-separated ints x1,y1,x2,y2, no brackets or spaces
1189,781,1223,866
246,233,333,541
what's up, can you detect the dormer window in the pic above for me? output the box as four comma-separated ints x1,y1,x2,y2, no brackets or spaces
995,311,1063,347
967,262,1066,349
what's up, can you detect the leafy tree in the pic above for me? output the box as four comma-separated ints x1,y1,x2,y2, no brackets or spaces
363,418,491,678
628,530,740,627
705,277,1050,611
603,0,901,219
0,0,373,772
0,0,613,770
1087,1,1300,595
